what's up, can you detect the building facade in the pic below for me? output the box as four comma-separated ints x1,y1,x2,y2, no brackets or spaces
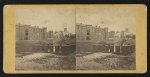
16,23,75,54
76,23,109,43
16,23,53,41
76,23,110,52
76,23,135,53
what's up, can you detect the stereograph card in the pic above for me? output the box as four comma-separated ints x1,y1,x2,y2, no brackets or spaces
3,4,147,73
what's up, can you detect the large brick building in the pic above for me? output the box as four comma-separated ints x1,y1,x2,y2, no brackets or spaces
16,23,75,54
76,23,110,52
16,23,53,41
76,23,109,43
76,23,135,53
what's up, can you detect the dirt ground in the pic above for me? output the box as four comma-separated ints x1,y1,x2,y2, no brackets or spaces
15,52,76,70
16,52,135,70
76,52,136,70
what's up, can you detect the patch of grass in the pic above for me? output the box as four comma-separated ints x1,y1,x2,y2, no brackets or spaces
59,57,76,70
28,55,76,70
94,54,136,70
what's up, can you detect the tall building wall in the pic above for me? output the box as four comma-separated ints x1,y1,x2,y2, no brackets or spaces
16,24,52,41
76,23,108,42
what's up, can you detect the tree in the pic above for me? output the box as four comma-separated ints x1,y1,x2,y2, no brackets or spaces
119,33,132,53
56,31,70,53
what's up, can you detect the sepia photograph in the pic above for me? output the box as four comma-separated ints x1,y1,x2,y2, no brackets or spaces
15,7,136,70
3,5,147,73
15,8,76,70
76,8,136,70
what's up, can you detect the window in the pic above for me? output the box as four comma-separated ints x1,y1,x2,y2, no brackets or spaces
87,30,90,35
86,36,90,40
24,37,28,40
25,32,28,35
25,29,29,40
25,29,29,35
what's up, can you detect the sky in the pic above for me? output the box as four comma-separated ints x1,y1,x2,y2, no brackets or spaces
76,8,136,33
16,8,75,33
16,7,136,34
